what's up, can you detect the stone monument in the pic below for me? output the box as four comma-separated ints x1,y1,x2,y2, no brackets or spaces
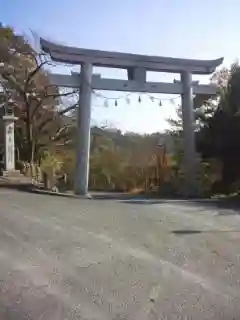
3,114,18,172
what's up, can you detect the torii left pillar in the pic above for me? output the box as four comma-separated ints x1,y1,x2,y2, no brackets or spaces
3,115,18,173
74,62,93,196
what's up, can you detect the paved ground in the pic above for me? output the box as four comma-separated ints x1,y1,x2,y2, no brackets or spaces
0,190,240,319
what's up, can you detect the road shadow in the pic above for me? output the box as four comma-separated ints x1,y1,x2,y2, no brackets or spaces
0,183,34,192
191,198,240,216
122,197,240,215
119,199,165,204
5,184,240,216
90,192,145,201
172,229,240,235
21,189,172,202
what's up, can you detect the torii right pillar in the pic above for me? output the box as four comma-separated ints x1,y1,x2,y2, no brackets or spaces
181,71,198,197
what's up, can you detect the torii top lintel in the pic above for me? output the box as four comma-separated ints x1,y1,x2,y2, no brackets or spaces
40,38,223,75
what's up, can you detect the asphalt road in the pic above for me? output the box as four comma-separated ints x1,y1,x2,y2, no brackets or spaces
0,189,240,319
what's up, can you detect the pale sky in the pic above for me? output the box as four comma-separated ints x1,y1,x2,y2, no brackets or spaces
1,0,239,133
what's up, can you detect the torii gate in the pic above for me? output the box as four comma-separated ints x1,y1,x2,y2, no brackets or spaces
40,38,223,197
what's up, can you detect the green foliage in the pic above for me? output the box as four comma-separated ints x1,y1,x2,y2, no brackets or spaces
196,64,240,193
165,63,240,195
40,151,63,173
50,127,174,192
87,128,173,192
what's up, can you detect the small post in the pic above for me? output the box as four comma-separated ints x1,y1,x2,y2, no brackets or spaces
3,115,18,172
74,62,93,196
181,71,198,197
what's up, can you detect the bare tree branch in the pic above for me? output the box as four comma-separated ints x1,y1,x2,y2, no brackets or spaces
36,103,77,135
25,60,48,90
44,87,78,99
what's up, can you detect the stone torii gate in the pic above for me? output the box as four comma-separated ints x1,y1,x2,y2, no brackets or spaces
40,38,223,197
